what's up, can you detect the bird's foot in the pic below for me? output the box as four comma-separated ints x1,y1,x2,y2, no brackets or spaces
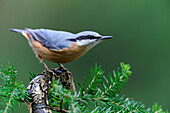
43,62,51,71
57,63,67,71
37,55,51,71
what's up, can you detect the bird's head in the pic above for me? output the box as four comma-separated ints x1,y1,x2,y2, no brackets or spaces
68,31,112,46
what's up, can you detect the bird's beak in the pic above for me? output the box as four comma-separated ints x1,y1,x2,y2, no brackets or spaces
101,36,113,40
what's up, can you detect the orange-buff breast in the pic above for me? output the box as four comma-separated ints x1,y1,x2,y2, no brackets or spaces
30,40,89,63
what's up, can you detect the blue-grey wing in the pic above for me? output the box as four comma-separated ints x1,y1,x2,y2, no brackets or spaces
25,28,75,50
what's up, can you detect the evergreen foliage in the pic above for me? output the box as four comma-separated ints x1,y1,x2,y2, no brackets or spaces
0,64,27,113
0,63,168,113
48,63,168,113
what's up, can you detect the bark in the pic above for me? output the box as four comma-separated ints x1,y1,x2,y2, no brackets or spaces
25,67,75,113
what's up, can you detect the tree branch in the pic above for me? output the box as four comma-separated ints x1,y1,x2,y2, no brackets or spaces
25,68,75,113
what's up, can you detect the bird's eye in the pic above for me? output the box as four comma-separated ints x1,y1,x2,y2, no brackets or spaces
86,35,95,39
87,35,91,38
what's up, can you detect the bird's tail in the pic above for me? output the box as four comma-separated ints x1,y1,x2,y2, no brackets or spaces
9,28,24,33
9,28,33,40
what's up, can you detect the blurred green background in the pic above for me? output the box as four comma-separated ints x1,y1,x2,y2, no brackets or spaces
0,0,170,112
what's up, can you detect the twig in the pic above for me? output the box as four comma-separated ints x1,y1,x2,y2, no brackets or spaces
4,88,15,113
83,76,96,96
97,82,115,100
71,103,76,113
97,72,127,100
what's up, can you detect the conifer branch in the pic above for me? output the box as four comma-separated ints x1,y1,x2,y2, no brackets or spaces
97,71,128,100
71,103,76,113
4,89,14,113
0,63,168,113
83,76,96,96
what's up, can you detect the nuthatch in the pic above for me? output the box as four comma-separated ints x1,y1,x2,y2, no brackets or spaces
9,28,112,69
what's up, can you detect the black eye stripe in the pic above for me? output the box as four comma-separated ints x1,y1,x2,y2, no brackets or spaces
76,35,101,40
67,39,76,41
67,35,101,42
